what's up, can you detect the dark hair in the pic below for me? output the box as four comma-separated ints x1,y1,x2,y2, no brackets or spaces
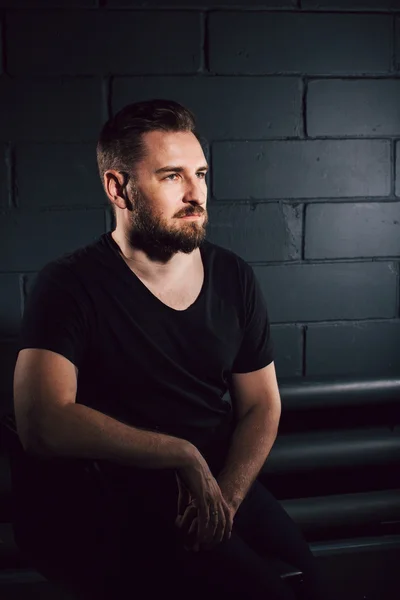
97,99,200,193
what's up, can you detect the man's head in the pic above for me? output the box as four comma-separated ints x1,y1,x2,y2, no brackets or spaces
97,99,209,262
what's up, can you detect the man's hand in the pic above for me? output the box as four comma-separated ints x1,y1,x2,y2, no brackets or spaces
175,472,235,552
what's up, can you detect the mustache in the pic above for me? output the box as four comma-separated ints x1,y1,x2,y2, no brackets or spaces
177,207,205,218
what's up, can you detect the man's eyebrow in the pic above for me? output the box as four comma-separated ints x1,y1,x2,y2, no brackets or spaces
154,165,209,174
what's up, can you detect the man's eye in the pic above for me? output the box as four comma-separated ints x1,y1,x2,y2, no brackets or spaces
164,172,207,181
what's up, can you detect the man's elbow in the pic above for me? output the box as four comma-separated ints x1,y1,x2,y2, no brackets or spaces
21,429,50,457
16,413,52,458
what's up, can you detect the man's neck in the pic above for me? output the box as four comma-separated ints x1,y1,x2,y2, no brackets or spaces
111,230,200,285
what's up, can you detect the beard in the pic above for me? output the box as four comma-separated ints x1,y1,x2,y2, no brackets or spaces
125,187,208,262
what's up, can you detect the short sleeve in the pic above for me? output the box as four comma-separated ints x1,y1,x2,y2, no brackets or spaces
231,263,274,374
17,262,89,369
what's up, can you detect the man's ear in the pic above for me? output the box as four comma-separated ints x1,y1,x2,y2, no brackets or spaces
119,171,136,210
104,170,133,210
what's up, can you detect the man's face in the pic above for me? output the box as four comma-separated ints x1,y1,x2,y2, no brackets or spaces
125,130,209,262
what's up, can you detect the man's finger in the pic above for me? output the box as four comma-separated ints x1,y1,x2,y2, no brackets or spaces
202,504,224,547
225,504,234,539
188,517,198,536
177,504,197,533
197,498,211,543
212,506,226,545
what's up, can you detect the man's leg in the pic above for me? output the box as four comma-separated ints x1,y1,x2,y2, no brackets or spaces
121,506,298,600
21,461,321,599
111,467,299,600
14,460,136,600
22,465,295,600
232,479,328,600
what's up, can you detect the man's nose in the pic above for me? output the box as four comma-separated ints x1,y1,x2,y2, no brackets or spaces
183,177,206,205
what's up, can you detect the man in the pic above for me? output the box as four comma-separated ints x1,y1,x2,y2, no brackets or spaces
13,100,325,600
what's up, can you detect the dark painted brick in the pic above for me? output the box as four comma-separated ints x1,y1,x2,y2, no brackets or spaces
271,325,303,379
206,202,302,262
253,262,397,323
113,76,302,140
16,144,106,209
0,147,9,208
395,19,400,70
0,275,22,337
0,339,18,411
0,210,106,272
209,13,392,74
213,141,390,200
8,11,201,75
303,1,400,8
106,0,295,6
24,274,43,305
306,321,400,377
308,80,400,137
105,207,115,232
0,17,2,76
0,77,104,142
201,140,210,165
395,141,400,196
0,0,97,6
24,273,35,297
306,203,400,260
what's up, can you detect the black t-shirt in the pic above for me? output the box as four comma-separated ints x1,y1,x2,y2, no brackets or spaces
17,232,274,463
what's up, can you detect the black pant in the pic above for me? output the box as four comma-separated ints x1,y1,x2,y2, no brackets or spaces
20,458,328,600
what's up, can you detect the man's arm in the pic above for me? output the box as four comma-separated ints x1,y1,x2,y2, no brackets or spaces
14,347,197,470
216,361,281,511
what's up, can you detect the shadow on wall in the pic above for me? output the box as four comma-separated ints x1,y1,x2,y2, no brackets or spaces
0,339,18,418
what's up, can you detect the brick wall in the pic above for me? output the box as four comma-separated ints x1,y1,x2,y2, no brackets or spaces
1,0,400,410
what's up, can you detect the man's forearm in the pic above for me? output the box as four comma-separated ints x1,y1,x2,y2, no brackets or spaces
216,405,280,510
25,402,197,471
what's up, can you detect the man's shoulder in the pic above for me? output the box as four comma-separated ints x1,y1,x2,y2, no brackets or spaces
202,239,252,276
35,233,108,286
